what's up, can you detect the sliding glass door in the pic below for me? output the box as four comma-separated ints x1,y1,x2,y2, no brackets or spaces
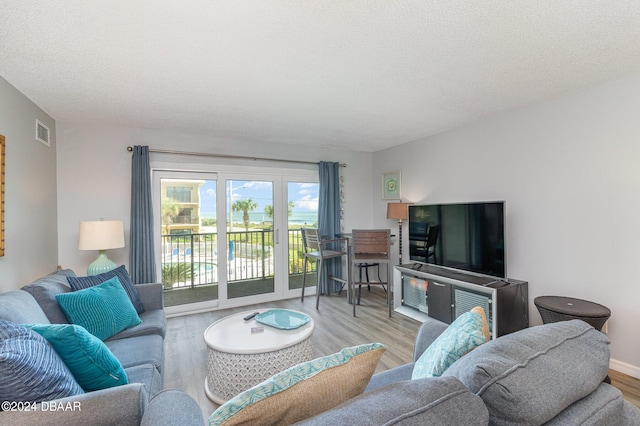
225,178,275,299
154,169,318,312
156,172,220,308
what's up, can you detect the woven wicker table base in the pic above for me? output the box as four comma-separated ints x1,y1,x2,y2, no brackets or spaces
205,335,313,404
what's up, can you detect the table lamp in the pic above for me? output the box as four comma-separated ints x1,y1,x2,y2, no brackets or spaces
78,219,125,275
386,202,409,265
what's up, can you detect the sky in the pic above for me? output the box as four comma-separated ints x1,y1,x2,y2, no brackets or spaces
199,180,318,218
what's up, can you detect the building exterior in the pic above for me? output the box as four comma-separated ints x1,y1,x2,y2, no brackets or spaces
161,179,205,235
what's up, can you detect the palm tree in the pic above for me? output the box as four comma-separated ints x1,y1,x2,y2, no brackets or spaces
232,199,258,230
264,201,295,219
264,204,274,219
161,198,182,235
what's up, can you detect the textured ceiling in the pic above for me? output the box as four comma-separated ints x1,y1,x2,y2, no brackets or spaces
2,1,640,152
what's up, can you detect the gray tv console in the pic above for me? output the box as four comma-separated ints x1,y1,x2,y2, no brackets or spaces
395,263,528,338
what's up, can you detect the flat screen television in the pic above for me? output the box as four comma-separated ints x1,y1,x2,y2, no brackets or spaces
408,201,506,279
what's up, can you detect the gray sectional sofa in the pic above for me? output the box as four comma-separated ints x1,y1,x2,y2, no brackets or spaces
299,317,640,425
0,269,204,426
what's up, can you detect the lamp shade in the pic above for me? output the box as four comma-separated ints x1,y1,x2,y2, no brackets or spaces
78,220,125,251
387,202,409,221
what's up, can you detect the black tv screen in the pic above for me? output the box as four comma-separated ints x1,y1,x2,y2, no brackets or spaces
408,201,506,279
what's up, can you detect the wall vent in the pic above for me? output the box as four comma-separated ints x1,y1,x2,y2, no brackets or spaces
35,120,50,146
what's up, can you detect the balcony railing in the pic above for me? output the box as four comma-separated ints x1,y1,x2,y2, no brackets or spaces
160,229,310,290
171,215,200,224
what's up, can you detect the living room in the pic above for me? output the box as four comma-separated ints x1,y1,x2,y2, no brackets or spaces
1,2,640,424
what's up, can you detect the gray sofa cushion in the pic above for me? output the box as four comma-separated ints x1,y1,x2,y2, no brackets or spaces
21,269,76,324
443,320,610,426
105,334,164,373
545,383,626,425
0,290,50,324
297,376,488,426
365,362,415,392
109,308,166,339
126,364,163,398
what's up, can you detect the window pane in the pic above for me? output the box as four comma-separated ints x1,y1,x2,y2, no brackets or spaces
226,180,275,298
287,182,319,290
160,178,218,307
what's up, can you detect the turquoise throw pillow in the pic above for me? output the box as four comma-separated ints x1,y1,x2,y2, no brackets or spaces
25,323,128,391
0,320,83,403
56,276,142,340
209,343,386,426
412,312,488,379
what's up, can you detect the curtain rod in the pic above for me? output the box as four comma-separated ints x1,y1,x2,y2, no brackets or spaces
126,146,346,167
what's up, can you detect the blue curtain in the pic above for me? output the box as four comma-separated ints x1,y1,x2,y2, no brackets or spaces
318,161,342,293
129,146,157,284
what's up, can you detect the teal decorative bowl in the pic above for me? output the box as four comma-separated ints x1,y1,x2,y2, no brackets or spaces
255,309,311,330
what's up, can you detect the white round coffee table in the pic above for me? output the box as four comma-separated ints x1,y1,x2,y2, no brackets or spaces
204,309,315,404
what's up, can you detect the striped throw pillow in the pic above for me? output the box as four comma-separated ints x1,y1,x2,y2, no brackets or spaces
0,319,83,403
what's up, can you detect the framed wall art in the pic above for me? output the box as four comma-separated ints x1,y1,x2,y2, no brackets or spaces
382,170,401,200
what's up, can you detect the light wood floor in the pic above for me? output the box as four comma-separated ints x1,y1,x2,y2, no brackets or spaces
163,287,640,420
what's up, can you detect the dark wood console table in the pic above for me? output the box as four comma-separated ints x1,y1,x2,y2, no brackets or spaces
395,263,528,338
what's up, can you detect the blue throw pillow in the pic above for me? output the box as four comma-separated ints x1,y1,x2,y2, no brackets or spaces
67,265,145,314
56,277,142,340
0,320,83,403
412,311,488,379
25,323,128,391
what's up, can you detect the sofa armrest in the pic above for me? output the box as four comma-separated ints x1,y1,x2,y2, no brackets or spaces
413,317,448,361
141,389,205,426
0,383,147,426
135,282,164,311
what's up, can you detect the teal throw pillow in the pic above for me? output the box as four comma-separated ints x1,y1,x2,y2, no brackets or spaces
209,343,386,426
0,319,84,403
56,276,142,340
25,323,128,391
412,311,488,379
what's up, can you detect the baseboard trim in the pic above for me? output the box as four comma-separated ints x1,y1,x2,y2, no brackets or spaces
610,358,640,379
395,306,429,322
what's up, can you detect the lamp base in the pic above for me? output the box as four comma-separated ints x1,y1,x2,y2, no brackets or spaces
87,250,117,276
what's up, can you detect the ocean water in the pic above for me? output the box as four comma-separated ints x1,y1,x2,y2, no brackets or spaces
204,211,318,225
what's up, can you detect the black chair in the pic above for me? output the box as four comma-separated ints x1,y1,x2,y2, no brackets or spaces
424,225,440,262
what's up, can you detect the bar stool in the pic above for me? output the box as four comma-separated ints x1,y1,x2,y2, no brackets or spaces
300,228,350,310
355,262,383,305
350,229,392,317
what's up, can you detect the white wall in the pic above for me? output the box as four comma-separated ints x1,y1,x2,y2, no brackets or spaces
372,72,640,375
56,124,373,274
0,77,58,292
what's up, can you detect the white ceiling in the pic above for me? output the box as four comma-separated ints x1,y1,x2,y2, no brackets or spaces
2,1,640,152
